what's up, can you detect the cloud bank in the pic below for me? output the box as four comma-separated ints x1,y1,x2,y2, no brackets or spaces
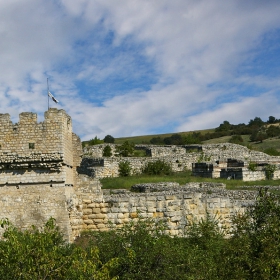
0,0,280,140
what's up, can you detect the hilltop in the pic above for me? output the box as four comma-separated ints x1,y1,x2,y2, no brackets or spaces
84,116,280,155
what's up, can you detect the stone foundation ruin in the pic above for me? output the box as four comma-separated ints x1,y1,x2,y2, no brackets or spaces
0,109,279,241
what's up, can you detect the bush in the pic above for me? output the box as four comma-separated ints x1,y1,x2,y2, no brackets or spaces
103,145,112,157
118,161,131,176
0,218,118,279
264,164,276,180
117,141,135,157
229,135,244,144
142,160,172,175
248,162,257,171
88,136,103,145
150,137,164,145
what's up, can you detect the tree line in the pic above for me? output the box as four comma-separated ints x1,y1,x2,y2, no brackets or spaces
150,115,280,145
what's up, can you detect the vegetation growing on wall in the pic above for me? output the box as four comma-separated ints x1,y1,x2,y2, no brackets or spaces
2,191,280,279
102,145,112,157
117,141,135,157
142,160,172,175
118,161,131,177
265,164,277,180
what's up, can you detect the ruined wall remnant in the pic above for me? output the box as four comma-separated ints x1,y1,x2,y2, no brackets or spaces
1,109,280,241
77,182,257,236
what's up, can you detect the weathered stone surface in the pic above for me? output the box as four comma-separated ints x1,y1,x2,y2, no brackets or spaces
1,110,279,242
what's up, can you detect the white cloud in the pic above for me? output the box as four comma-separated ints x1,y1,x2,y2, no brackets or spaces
0,0,280,140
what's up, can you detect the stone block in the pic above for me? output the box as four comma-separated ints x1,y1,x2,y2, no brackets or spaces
83,209,92,215
92,208,101,214
153,212,164,218
83,219,93,224
82,199,92,204
87,224,97,229
130,212,138,218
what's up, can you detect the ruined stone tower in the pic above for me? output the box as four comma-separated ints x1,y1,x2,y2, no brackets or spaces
0,108,82,241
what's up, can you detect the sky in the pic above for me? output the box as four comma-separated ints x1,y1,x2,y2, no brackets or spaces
1,0,280,140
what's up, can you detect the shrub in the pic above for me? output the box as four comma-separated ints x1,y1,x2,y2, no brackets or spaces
88,136,103,145
150,137,164,145
0,218,118,279
229,135,244,144
264,164,276,180
142,160,172,175
118,161,131,176
248,162,257,171
103,145,112,157
117,141,135,157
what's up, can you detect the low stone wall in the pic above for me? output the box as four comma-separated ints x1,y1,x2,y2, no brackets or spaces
81,143,280,179
76,182,257,237
80,154,199,179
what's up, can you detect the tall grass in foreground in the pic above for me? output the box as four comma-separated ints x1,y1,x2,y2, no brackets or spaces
100,171,280,190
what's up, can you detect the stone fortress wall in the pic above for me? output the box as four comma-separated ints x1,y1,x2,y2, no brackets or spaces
0,109,82,241
75,181,257,236
81,143,280,180
0,109,280,241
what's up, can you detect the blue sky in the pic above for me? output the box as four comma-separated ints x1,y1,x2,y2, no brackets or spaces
1,0,280,140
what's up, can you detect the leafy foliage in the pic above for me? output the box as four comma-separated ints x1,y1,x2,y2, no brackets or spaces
229,134,244,144
163,133,185,145
150,136,164,145
88,136,103,146
3,192,280,279
104,135,115,143
142,160,172,175
117,141,135,157
248,161,257,171
0,218,118,279
264,164,276,180
118,161,131,177
103,145,112,157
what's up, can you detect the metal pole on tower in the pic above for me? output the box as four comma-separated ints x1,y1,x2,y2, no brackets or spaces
47,78,49,110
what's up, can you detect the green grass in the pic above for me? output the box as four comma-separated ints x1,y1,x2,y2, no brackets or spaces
114,129,215,144
100,171,280,190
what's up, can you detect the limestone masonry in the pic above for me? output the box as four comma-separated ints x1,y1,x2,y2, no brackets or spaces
0,109,279,241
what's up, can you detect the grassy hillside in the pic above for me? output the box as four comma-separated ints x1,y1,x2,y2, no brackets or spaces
114,129,215,144
83,117,280,153
114,131,279,153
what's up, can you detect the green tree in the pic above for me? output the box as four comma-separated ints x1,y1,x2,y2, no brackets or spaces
184,133,202,144
117,141,135,157
118,161,131,176
215,120,231,132
103,145,112,157
229,135,244,144
268,116,276,124
150,136,164,145
163,134,184,145
248,117,264,128
104,135,115,143
88,136,103,145
0,218,119,279
266,125,280,137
